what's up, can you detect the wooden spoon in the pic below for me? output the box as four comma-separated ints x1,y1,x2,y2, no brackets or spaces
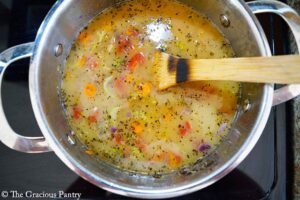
157,52,300,90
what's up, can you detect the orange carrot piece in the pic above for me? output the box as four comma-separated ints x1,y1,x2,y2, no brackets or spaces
151,152,165,162
84,83,97,97
85,150,95,155
114,134,122,144
179,127,188,136
114,78,129,97
78,31,90,44
114,79,124,90
179,121,192,136
168,152,182,167
117,35,134,54
126,27,140,37
79,57,86,67
131,121,144,135
185,121,191,130
88,112,99,124
164,113,172,121
72,105,81,119
135,139,146,152
86,58,99,69
141,82,152,96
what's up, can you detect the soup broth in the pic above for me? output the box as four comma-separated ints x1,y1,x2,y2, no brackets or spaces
61,0,240,174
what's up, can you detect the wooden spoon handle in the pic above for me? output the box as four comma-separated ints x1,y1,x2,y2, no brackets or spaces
186,55,300,83
158,53,300,90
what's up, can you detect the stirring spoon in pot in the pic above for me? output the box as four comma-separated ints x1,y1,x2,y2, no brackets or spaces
157,52,300,90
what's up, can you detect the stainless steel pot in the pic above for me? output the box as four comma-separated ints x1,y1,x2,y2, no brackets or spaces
0,0,299,198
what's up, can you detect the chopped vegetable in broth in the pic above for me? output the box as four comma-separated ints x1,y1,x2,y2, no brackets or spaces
61,0,240,174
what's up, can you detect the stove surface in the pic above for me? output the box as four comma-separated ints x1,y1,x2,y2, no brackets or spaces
0,1,291,199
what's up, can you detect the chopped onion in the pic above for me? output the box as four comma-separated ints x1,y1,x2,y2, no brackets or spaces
103,76,116,98
98,128,110,140
216,123,227,136
198,144,211,152
107,37,115,53
110,127,118,133
92,107,99,112
181,108,192,116
110,106,121,120
96,31,105,42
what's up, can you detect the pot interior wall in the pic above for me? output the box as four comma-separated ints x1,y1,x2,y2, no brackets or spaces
33,0,271,193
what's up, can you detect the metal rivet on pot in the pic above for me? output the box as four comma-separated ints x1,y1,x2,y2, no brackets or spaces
220,14,230,28
243,99,251,112
67,134,76,145
54,43,63,57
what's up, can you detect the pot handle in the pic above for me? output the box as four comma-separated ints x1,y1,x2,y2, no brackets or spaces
0,42,51,153
247,0,300,106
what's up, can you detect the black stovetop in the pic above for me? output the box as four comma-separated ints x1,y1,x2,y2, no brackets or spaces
0,1,293,199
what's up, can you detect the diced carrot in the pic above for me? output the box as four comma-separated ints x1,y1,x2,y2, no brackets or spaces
72,105,81,119
164,113,172,121
114,133,122,144
168,152,182,167
117,35,134,54
88,115,97,123
151,151,182,167
185,121,191,130
127,52,145,72
78,31,90,44
79,57,86,67
131,121,144,135
141,82,152,96
179,121,192,136
79,31,87,41
152,155,162,162
115,79,123,89
114,79,123,90
84,83,97,97
114,78,129,97
135,139,146,152
88,60,98,69
126,27,140,37
85,150,95,155
86,57,99,69
179,127,188,136
88,112,99,124
152,152,165,162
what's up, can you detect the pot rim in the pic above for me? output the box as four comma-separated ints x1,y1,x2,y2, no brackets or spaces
29,0,274,198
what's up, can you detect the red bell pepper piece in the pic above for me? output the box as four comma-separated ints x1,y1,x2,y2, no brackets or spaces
126,52,145,72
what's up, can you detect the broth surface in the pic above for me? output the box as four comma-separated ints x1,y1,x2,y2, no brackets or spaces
61,0,240,174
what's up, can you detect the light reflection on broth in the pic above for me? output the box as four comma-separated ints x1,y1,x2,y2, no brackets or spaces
61,0,240,174
147,22,173,43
